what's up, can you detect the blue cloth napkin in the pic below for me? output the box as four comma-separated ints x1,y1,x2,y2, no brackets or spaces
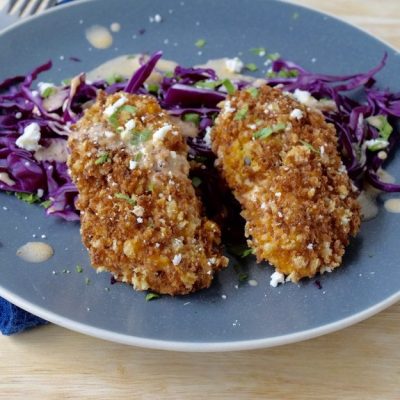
0,0,75,336
0,297,48,335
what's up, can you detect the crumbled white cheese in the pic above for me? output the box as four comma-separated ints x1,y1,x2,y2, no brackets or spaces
223,100,235,114
104,130,115,138
172,253,182,265
307,243,314,250
16,122,41,151
103,95,128,117
275,192,281,198
247,124,257,130
290,108,304,120
120,119,136,141
293,89,318,108
136,217,143,224
129,160,137,170
153,124,172,141
378,151,387,160
170,151,177,159
37,82,55,96
225,57,244,73
320,146,325,155
260,202,267,210
155,243,160,248
37,189,44,198
221,294,227,300
203,127,212,146
270,271,285,287
132,205,144,217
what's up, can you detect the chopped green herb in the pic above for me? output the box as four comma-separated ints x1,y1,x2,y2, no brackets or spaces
245,63,258,72
114,193,136,206
366,138,389,152
134,152,143,162
266,69,299,79
15,192,40,204
146,292,160,301
183,113,201,125
267,52,281,61
76,265,83,273
120,105,137,114
222,79,235,95
196,80,222,89
61,78,71,86
95,153,110,165
366,115,393,140
108,111,120,129
191,176,202,187
131,129,152,146
164,71,174,78
250,47,266,56
147,83,159,93
234,104,249,121
241,248,254,258
195,38,206,48
299,140,319,154
292,12,299,20
85,277,91,285
254,123,286,139
238,272,249,282
246,87,259,98
105,73,125,85
42,87,56,98
41,200,52,209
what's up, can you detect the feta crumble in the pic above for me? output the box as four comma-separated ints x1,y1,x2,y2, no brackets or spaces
172,254,182,265
16,122,42,151
132,205,144,217
225,57,244,73
223,100,235,114
153,124,172,141
290,108,304,120
103,95,128,117
203,127,212,146
129,160,137,170
270,271,285,287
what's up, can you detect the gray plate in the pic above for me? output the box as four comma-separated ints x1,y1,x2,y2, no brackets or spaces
1,0,400,351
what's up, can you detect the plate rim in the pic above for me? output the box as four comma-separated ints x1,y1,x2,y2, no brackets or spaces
1,0,400,351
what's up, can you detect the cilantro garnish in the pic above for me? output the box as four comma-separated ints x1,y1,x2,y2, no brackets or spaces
222,79,235,95
241,248,254,258
254,123,286,139
234,104,249,121
76,265,83,273
195,38,206,48
366,115,393,140
145,292,160,301
183,113,201,125
15,192,40,204
245,63,258,72
95,153,110,165
299,139,319,154
41,200,52,209
250,47,266,56
131,129,152,146
114,193,136,206
246,87,259,98
147,83,159,93
42,87,56,98
238,272,249,282
105,74,125,85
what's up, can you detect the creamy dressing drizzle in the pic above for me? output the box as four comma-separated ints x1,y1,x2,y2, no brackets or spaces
384,199,400,213
85,25,113,49
16,242,54,263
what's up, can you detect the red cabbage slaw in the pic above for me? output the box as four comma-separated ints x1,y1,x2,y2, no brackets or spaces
0,50,399,223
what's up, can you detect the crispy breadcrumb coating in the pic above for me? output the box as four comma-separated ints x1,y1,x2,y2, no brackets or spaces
68,91,227,295
211,85,361,282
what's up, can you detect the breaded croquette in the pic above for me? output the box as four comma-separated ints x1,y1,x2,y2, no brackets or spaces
211,85,361,282
68,92,228,295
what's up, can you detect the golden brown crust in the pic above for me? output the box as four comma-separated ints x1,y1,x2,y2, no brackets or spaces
211,85,361,282
68,91,227,295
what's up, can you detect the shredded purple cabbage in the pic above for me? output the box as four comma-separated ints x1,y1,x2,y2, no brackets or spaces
1,50,399,224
